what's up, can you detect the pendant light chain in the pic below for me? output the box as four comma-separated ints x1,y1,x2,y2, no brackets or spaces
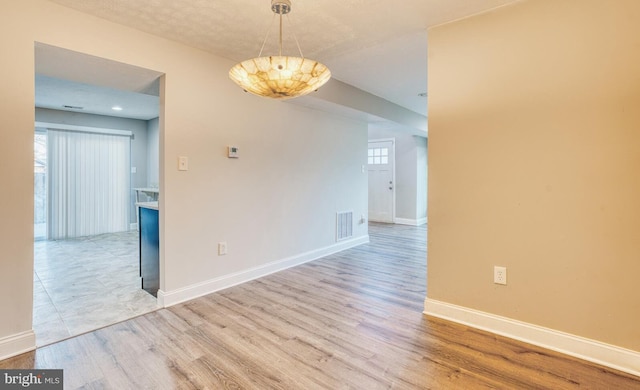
286,14,305,58
279,12,283,56
258,13,276,58
229,0,331,100
259,4,302,58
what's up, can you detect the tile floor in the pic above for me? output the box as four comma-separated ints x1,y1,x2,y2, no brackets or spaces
33,230,158,346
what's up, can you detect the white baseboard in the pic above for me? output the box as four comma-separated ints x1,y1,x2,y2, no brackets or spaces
130,223,138,230
0,330,36,361
158,235,370,308
424,298,640,377
394,217,427,226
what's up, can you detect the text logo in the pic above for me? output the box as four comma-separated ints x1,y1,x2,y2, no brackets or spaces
0,370,62,390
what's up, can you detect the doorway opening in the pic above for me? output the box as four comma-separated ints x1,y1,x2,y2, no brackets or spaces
33,43,163,346
367,131,428,227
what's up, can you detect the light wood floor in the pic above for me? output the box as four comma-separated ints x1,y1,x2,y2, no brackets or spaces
3,223,639,389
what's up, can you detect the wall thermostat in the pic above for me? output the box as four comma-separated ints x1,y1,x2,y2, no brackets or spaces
227,146,239,158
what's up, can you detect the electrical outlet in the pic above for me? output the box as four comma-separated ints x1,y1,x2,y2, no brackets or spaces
494,266,507,285
218,242,227,256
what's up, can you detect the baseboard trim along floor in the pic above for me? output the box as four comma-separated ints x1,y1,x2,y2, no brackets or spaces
158,235,370,308
394,217,427,226
424,298,640,378
0,331,35,361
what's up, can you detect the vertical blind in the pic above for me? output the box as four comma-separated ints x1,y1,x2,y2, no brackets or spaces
47,129,131,239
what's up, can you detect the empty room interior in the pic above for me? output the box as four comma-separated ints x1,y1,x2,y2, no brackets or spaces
1,0,640,388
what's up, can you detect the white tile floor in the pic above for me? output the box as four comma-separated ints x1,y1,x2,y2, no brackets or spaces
33,231,158,346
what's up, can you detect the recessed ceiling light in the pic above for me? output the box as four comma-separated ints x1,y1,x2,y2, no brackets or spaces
418,92,427,98
112,106,123,111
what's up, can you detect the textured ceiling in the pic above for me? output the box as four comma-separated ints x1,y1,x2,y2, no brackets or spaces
41,0,521,120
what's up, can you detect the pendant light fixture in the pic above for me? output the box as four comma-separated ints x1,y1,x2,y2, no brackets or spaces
229,0,331,100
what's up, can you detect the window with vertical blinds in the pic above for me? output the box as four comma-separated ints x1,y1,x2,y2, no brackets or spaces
47,129,130,239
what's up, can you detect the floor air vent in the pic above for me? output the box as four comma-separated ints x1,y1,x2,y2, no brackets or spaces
336,211,353,241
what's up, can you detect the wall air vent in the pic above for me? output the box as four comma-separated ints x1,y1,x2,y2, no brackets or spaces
63,105,84,110
336,211,353,242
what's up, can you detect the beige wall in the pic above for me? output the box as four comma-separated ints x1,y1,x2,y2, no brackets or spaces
0,1,367,348
427,0,640,351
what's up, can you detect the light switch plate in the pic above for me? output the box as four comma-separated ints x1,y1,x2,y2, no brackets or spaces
178,156,188,171
218,242,228,255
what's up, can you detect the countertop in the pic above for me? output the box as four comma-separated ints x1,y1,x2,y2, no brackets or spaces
136,201,158,210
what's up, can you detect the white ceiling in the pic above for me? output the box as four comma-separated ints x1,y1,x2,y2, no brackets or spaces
35,75,161,120
35,42,164,120
37,0,520,123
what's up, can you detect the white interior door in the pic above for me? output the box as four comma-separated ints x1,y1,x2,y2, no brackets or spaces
368,140,394,223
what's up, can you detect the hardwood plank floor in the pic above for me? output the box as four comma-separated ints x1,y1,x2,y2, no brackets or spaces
2,223,639,389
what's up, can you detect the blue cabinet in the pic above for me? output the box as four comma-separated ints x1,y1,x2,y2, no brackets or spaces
139,205,159,297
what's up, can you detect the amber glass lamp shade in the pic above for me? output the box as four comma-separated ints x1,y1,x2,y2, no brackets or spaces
229,55,331,100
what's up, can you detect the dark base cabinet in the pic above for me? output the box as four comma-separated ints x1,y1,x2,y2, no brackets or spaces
139,206,159,297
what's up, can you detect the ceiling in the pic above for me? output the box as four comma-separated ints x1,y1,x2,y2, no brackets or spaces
37,0,520,125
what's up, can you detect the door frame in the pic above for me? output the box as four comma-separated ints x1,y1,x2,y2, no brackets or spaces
368,137,396,223
32,45,163,348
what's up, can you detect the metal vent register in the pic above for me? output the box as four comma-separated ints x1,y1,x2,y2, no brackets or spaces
336,211,353,241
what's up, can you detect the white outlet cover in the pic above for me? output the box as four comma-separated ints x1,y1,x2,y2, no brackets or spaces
494,266,507,285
